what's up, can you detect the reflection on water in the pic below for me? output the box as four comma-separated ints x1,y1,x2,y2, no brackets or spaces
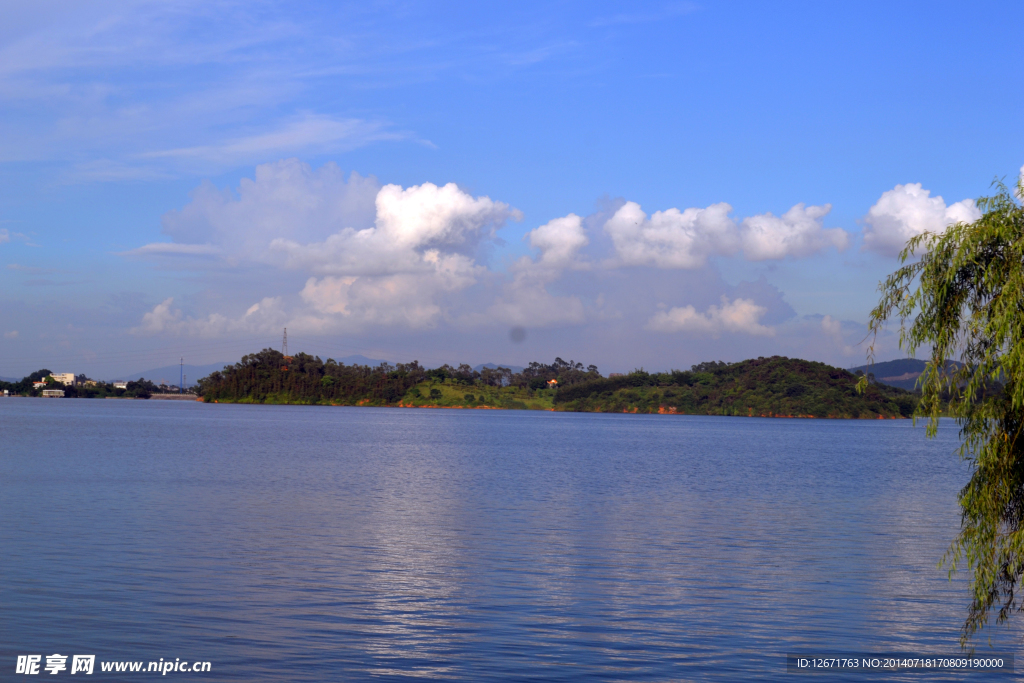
1,400,1019,680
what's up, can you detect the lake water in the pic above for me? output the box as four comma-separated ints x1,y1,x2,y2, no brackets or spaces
1,400,1020,680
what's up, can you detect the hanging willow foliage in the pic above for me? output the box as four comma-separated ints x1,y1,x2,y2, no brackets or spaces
865,177,1024,650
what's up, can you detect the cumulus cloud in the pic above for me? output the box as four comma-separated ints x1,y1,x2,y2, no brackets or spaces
646,297,774,337
124,160,851,340
155,159,381,262
147,160,518,276
863,183,981,256
740,203,848,260
298,251,482,329
130,161,529,334
273,180,520,275
300,275,444,329
468,213,592,329
603,200,847,267
131,297,285,337
276,181,519,328
526,214,588,269
604,201,738,268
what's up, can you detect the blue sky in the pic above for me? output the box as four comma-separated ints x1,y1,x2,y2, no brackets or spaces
1,0,1022,378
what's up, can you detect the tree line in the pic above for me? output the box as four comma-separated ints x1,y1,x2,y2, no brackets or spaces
0,370,181,399
195,349,601,404
193,350,916,419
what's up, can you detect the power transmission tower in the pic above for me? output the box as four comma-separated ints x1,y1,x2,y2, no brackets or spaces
180,357,184,394
283,328,289,357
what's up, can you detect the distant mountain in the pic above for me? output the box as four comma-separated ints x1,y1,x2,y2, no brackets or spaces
847,358,962,391
116,363,233,387
473,362,525,374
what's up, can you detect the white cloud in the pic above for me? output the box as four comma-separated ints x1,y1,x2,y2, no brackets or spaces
374,181,518,251
471,213,591,329
603,200,847,267
740,203,849,260
604,200,738,268
0,229,9,244
646,297,774,337
270,180,520,276
151,163,519,276
863,183,981,256
154,159,381,262
4,330,18,339
298,251,482,329
299,275,443,329
131,296,285,337
526,213,588,269
131,163,526,334
125,162,853,340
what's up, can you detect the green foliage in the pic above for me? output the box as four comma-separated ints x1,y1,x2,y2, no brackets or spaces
196,349,428,406
27,369,53,382
514,358,601,388
192,351,913,418
866,177,1024,650
554,356,914,418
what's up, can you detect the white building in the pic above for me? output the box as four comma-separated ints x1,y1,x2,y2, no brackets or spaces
41,389,65,398
49,373,76,386
113,381,128,390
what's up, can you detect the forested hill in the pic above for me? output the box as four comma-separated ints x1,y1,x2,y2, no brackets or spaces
554,357,916,418
197,350,917,418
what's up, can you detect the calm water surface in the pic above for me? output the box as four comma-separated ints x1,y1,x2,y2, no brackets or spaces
1,400,1020,680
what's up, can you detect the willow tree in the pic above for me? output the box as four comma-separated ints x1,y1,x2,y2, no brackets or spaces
865,177,1024,649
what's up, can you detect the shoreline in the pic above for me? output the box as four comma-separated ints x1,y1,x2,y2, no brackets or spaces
201,399,908,419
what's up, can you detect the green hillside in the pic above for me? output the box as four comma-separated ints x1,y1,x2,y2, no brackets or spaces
554,356,916,418
197,351,916,418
